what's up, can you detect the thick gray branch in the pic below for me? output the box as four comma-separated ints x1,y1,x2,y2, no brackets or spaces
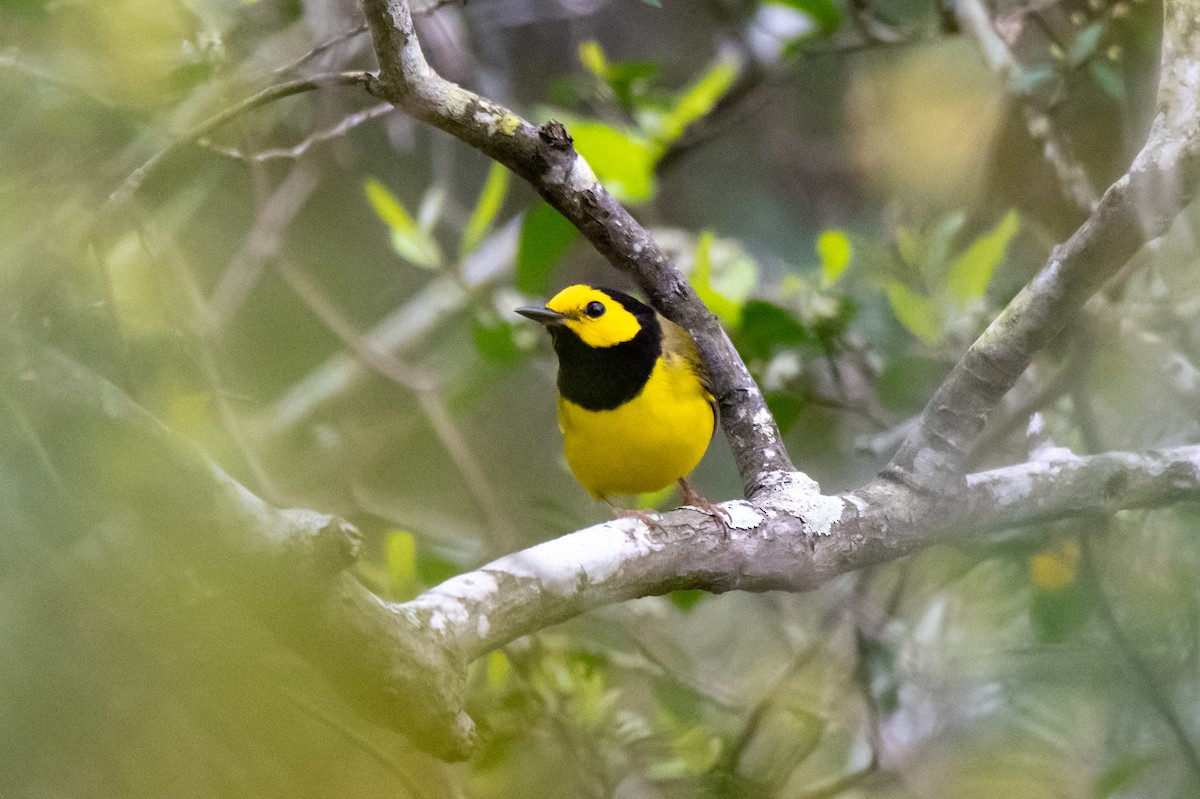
12,335,1198,762
37,0,1196,766
405,448,1200,664
360,0,792,495
344,0,1200,759
886,0,1200,491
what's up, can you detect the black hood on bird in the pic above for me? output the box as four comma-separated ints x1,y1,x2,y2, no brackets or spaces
550,289,662,412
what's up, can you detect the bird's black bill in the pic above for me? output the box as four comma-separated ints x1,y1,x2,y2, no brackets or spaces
515,306,569,325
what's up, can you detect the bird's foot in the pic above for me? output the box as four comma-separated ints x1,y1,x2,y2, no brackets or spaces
678,478,732,538
610,506,667,534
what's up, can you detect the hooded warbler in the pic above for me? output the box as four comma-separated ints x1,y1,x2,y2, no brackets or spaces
516,284,724,517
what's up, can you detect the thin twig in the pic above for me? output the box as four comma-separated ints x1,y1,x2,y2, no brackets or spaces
659,17,933,173
270,23,370,76
1068,351,1103,455
624,622,742,710
849,569,891,770
0,52,116,109
953,0,1100,211
260,214,520,436
209,161,323,326
130,215,285,505
1079,532,1200,782
199,102,395,162
0,387,69,499
282,687,432,797
264,0,460,79
274,259,518,555
107,71,371,208
1064,326,1200,782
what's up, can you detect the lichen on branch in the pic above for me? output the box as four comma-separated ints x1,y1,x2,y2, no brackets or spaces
360,0,794,495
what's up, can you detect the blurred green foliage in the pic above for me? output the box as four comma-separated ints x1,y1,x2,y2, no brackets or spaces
2,0,1198,797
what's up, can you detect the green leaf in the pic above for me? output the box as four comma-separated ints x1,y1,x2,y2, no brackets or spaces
896,226,921,266
767,0,842,34
569,120,659,203
364,178,414,234
461,161,510,256
862,637,900,714
649,725,722,779
655,57,739,144
811,296,856,347
1009,65,1058,95
691,231,757,327
485,651,511,689
1093,754,1159,798
638,0,662,7
876,356,948,413
736,300,809,361
885,281,941,344
571,670,619,729
1030,582,1088,642
606,60,661,107
1088,59,1125,100
415,547,461,587
924,211,967,275
472,318,524,364
364,178,443,269
668,589,707,611
1068,21,1105,68
516,203,578,294
764,391,804,434
385,530,417,591
946,210,1019,303
817,229,852,287
692,233,739,326
577,40,607,79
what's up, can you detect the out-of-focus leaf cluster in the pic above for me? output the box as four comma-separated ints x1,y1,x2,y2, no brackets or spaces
2,0,1198,796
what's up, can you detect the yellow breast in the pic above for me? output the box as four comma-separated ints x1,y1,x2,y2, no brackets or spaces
557,352,715,499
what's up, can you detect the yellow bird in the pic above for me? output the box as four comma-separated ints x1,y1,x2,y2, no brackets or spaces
516,284,725,520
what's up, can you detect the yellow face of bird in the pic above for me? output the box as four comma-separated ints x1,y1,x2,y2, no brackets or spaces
544,285,643,349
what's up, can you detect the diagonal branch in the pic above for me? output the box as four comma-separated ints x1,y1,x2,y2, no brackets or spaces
275,259,519,554
38,0,1199,766
953,0,1101,212
344,1,1200,758
359,0,793,497
884,0,1200,492
107,71,372,209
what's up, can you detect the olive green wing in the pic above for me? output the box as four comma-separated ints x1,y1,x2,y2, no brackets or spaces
658,314,719,432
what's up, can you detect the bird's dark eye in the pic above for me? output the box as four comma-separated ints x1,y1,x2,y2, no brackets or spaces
584,301,606,318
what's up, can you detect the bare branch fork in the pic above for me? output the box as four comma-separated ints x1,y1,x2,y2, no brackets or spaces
359,0,794,494
11,339,1200,760
107,71,373,209
343,0,1200,756
42,0,1200,762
